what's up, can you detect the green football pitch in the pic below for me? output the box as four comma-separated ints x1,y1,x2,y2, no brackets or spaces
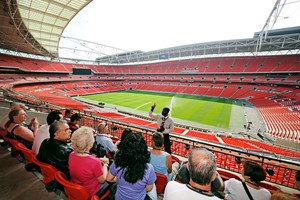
79,90,245,129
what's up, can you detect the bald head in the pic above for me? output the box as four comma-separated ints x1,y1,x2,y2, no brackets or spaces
97,122,107,134
188,148,217,185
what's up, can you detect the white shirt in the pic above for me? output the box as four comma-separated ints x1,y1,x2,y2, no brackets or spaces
163,181,220,200
149,111,174,134
224,178,271,200
32,124,50,155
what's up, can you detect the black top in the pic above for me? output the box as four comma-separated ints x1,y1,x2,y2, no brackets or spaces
7,124,33,149
37,138,73,175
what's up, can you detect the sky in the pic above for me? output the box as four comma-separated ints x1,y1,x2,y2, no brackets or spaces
59,0,300,60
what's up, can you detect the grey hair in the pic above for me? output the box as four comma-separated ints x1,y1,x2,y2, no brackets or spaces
71,126,95,153
49,120,67,138
188,147,217,185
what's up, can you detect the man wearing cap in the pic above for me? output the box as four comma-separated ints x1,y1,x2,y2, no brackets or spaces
149,103,174,154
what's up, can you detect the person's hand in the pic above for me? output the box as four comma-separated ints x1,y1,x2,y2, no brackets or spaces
151,103,156,112
157,127,165,132
100,157,109,165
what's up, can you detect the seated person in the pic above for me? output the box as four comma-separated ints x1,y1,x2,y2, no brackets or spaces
293,170,300,199
106,132,157,200
37,121,73,175
69,126,109,197
176,162,223,194
32,110,62,154
115,128,132,150
164,148,220,200
0,102,28,130
68,113,81,133
223,160,271,200
63,109,72,124
150,132,178,181
271,192,298,200
5,108,39,149
95,122,116,156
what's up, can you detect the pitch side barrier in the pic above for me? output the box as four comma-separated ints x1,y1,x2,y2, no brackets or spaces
79,112,299,189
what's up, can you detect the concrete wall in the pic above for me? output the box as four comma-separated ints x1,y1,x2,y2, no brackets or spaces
0,102,48,125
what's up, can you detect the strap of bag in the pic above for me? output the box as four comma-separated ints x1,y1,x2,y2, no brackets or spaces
242,181,254,200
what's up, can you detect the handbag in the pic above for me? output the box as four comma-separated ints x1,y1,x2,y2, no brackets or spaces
242,181,254,200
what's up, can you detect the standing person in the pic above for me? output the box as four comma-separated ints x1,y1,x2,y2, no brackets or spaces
5,108,39,149
163,148,220,200
63,109,72,124
32,110,62,154
106,132,157,200
68,113,81,133
223,160,271,200
149,103,174,154
37,120,73,175
69,126,109,197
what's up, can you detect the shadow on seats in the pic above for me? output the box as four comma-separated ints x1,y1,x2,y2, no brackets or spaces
55,171,110,200
32,155,58,191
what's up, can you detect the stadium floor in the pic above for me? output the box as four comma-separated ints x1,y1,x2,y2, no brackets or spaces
0,145,64,200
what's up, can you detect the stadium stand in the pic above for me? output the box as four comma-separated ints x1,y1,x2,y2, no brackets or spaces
0,1,300,199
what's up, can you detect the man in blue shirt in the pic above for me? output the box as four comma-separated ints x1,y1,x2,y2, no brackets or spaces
95,122,115,156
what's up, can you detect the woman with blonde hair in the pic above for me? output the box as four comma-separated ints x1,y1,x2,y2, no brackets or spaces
5,108,39,149
69,126,109,197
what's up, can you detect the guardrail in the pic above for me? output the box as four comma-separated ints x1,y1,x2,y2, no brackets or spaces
81,112,299,189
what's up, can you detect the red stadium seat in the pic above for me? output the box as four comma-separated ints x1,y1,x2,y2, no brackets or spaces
55,171,90,200
32,155,58,185
14,142,36,171
54,171,110,200
217,169,241,181
155,172,168,194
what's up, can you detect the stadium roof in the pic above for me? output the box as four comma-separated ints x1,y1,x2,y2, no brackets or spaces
0,0,91,57
0,0,299,63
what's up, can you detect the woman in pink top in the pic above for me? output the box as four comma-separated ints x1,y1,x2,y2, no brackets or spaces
69,126,109,196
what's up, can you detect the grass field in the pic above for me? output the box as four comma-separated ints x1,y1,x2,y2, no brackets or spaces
80,90,245,129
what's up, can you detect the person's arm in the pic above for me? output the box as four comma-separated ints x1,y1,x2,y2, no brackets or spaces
97,162,109,183
166,154,172,173
145,183,154,192
149,103,158,120
107,139,116,153
216,171,225,191
14,125,36,142
163,119,174,134
106,170,117,183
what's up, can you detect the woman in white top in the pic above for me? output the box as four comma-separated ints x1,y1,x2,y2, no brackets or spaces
223,160,271,200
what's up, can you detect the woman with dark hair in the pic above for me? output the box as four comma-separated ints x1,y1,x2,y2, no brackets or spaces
5,108,39,149
115,128,132,150
106,132,157,200
223,160,271,200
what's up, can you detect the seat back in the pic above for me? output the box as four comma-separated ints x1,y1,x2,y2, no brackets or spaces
155,172,168,194
32,155,58,184
14,142,35,164
171,155,180,164
217,169,241,181
259,181,281,194
55,171,90,200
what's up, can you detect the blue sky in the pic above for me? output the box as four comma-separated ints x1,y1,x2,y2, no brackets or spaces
60,0,300,60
